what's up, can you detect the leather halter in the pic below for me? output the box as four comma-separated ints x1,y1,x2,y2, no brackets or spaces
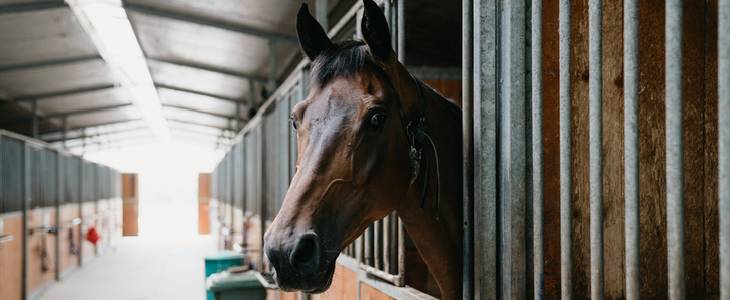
397,73,442,216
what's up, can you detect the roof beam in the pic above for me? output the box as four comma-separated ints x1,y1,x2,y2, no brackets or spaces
163,104,240,121
44,103,134,118
167,119,230,131
46,125,148,143
41,118,143,134
0,55,102,73
0,1,66,14
122,1,297,43
14,84,117,102
155,83,244,103
147,56,271,82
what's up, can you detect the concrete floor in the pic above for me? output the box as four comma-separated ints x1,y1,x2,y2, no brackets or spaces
38,236,216,300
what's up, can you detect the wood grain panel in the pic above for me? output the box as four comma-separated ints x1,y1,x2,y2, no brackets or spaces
360,283,395,300
312,264,358,300
0,214,23,300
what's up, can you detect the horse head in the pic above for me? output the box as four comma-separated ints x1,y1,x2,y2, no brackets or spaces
263,0,421,293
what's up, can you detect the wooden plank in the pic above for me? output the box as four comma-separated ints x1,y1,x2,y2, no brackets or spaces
26,208,57,295
569,1,591,298
600,0,625,297
198,173,211,235
122,173,139,236
0,214,23,300
360,282,395,300
703,0,720,298
540,1,562,298
311,264,358,300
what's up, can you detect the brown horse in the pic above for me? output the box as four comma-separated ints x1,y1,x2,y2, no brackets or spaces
263,1,463,299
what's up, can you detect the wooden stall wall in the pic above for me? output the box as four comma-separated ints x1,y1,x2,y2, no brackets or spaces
0,213,23,300
198,173,211,235
80,201,96,264
26,208,57,297
539,1,720,298
58,203,80,277
122,174,139,236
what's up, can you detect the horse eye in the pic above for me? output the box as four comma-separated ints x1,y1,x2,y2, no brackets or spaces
368,113,387,130
289,115,298,130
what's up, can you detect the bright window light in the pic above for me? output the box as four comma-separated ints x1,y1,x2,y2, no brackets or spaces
67,0,170,140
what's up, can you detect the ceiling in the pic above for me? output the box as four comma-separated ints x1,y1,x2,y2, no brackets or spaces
0,0,316,151
0,0,462,152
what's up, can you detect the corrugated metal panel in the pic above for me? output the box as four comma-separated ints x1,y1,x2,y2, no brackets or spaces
1,136,23,212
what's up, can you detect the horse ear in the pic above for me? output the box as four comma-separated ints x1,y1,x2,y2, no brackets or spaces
297,3,333,60
360,0,392,59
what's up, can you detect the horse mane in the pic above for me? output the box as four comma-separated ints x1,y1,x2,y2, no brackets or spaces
310,40,381,88
311,39,462,118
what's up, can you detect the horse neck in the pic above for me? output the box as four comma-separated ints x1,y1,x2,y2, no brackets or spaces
396,82,463,300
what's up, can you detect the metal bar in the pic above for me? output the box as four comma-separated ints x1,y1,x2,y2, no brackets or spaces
0,55,101,73
32,99,39,138
41,119,143,134
473,0,498,298
665,0,684,298
163,104,239,121
21,142,29,300
167,119,230,131
45,103,134,119
55,150,62,281
0,0,65,14
394,0,407,289
499,0,528,298
50,127,148,144
397,0,405,57
14,84,117,102
155,83,244,103
383,215,391,273
559,0,573,298
588,0,604,298
316,0,329,30
720,1,730,299
623,0,640,298
122,1,297,43
531,0,544,297
462,0,474,298
146,56,270,83
374,220,382,269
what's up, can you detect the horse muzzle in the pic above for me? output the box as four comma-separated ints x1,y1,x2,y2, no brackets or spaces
264,231,337,293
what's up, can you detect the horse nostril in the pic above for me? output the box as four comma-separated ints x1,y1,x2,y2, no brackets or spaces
289,233,321,275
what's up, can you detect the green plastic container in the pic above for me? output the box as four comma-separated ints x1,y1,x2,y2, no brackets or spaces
206,270,266,300
204,252,244,300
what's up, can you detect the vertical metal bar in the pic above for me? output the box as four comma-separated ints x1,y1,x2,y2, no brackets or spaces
54,151,62,281
462,0,474,297
499,0,528,298
32,99,38,139
374,219,381,269
531,0,544,297
397,0,405,58
588,0,604,298
720,1,730,299
21,142,29,300
665,0,685,298
473,0,498,298
396,0,407,289
316,0,328,31
623,0,640,298
78,158,83,266
559,0,573,298
383,215,390,273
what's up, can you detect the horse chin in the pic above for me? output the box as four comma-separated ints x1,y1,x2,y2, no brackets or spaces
274,253,338,294
303,256,338,294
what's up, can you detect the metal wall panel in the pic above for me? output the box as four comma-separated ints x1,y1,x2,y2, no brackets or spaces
1,136,23,212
